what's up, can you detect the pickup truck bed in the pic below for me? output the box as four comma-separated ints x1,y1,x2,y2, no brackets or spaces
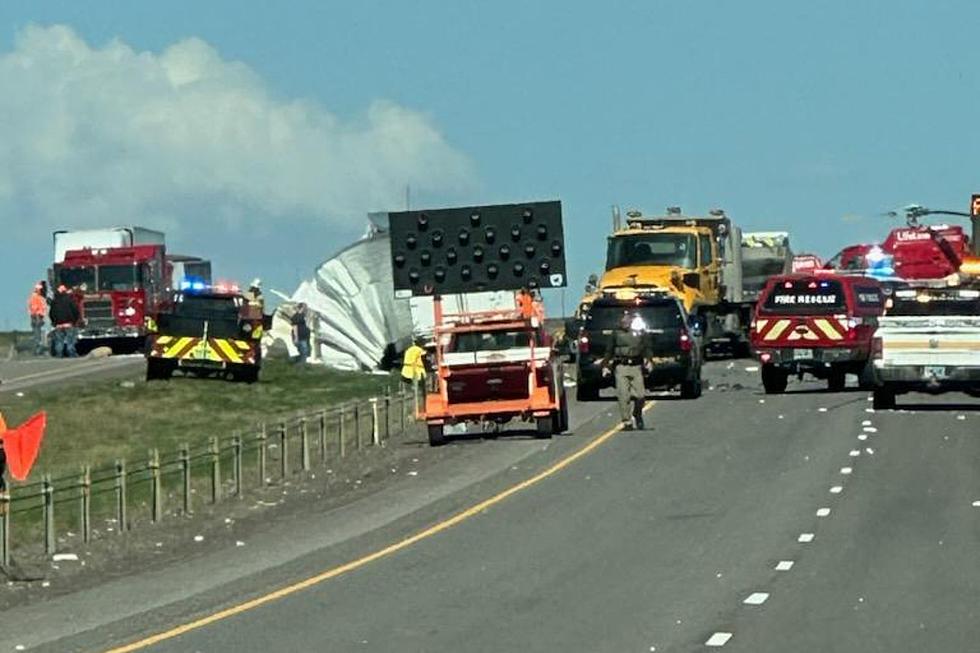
872,315,980,408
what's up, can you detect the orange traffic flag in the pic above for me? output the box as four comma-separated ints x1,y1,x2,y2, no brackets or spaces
0,412,46,482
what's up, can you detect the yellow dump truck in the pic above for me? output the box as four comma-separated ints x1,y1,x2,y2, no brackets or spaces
578,207,791,354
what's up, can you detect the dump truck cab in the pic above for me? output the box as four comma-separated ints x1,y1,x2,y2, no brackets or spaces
599,209,731,314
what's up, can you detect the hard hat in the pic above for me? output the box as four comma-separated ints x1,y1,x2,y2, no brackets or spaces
57,284,68,293
250,278,262,289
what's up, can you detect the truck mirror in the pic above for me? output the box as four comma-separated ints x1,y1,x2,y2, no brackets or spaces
682,272,701,290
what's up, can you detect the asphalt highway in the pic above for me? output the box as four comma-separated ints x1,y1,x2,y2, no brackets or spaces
13,361,980,652
0,355,143,393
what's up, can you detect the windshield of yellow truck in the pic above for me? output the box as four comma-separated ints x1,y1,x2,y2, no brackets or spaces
606,233,697,269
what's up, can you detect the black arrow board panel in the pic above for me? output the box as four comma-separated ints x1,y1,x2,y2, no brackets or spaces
389,200,566,296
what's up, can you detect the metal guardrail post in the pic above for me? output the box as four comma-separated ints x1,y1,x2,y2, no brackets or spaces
318,410,327,464
257,425,268,486
370,398,380,446
300,418,310,471
384,391,391,441
400,385,407,432
210,436,221,504
279,422,288,479
43,475,55,554
354,403,362,451
0,491,9,566
180,444,192,515
115,460,127,533
80,466,91,543
233,434,243,497
149,449,161,523
339,407,346,458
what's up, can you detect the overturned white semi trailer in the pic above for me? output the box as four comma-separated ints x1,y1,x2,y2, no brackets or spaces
266,218,513,371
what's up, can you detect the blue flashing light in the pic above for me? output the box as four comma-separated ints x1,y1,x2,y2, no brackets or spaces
179,276,208,292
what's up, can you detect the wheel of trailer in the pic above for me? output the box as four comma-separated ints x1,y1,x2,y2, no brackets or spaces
427,423,447,447
680,377,703,399
827,369,847,392
235,367,260,384
576,380,600,402
535,415,554,439
761,364,788,394
872,387,896,410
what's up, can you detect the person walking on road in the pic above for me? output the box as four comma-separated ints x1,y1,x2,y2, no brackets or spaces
605,359,646,430
49,285,80,358
290,302,311,364
28,282,49,356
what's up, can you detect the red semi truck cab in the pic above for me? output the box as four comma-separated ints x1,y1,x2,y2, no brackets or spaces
53,244,171,354
751,273,885,393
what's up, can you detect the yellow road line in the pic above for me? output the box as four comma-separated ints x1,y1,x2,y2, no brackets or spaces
103,403,652,652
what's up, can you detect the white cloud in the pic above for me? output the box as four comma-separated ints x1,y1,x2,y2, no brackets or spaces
0,25,476,235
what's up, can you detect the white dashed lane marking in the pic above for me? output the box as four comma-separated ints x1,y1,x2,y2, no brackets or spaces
972,501,980,508
830,486,843,494
705,632,733,647
798,533,815,543
858,434,868,441
841,467,852,475
775,560,794,571
816,508,831,517
849,450,861,457
743,592,769,605
863,426,878,433
862,420,872,426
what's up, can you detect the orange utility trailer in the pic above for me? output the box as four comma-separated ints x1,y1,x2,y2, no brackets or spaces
421,295,568,446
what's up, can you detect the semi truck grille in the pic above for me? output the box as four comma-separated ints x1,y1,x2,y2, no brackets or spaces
83,299,115,329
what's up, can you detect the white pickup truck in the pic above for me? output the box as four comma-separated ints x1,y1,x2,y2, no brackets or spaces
871,286,980,409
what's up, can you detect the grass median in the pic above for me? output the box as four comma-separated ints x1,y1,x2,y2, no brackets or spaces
0,357,400,481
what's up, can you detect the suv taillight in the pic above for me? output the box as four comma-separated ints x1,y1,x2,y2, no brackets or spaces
871,336,883,360
578,335,590,353
679,331,693,352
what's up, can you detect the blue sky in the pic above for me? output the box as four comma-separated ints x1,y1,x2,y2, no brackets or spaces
1,1,979,325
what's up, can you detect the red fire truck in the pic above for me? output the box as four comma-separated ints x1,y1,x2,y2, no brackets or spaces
53,244,175,355
751,273,886,393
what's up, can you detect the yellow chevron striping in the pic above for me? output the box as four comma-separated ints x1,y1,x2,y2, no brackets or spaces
755,319,769,334
764,319,791,341
813,318,844,341
215,339,244,363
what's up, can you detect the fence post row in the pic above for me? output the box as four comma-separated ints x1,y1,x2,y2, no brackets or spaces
80,465,91,543
354,403,362,451
233,434,243,498
318,410,327,464
0,491,9,566
115,460,127,533
42,475,55,555
300,418,310,472
370,398,380,446
149,449,162,523
339,406,346,458
180,444,192,515
258,424,268,486
210,436,221,504
279,422,288,479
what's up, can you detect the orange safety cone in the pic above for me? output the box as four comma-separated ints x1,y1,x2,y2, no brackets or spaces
0,412,47,482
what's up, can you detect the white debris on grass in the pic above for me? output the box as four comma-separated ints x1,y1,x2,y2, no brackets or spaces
775,560,794,571
15,392,24,397
52,553,78,562
407,471,419,477
865,447,874,455
957,415,967,421
818,407,828,412
863,427,877,433
759,399,765,404
778,415,784,420
865,408,875,413
194,535,204,542
236,541,246,547
830,486,843,494
862,420,872,426
971,501,980,507
798,533,815,543
849,450,861,457
858,434,868,441
816,508,831,517
705,632,733,647
841,467,852,474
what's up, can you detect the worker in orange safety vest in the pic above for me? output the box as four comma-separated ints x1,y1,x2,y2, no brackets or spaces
28,282,48,356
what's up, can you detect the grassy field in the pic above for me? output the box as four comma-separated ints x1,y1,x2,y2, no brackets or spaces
0,358,400,480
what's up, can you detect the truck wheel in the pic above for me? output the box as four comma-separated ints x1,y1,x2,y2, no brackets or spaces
535,416,554,439
680,377,702,399
857,361,876,390
872,388,896,410
146,359,172,381
576,380,600,402
761,364,788,394
827,369,847,392
427,423,447,447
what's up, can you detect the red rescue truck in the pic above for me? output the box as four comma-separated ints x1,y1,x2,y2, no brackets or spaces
751,274,885,393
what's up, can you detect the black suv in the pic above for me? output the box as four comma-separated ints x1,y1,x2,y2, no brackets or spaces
575,295,703,401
